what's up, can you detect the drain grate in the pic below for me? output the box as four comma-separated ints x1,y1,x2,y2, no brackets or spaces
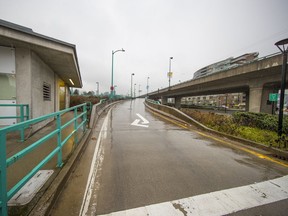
8,170,54,206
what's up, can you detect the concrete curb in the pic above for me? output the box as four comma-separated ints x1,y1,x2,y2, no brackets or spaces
144,101,288,160
29,101,119,216
29,129,92,216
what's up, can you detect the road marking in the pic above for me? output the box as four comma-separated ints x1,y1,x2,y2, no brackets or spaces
98,175,288,216
79,109,110,216
131,113,149,128
148,108,288,168
136,113,149,124
195,130,288,168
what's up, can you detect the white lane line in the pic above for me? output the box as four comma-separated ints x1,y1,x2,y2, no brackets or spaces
79,110,110,216
98,175,288,216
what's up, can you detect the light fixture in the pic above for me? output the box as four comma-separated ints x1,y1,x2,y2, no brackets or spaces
69,79,74,86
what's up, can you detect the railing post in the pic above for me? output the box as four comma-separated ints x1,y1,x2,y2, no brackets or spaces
56,114,63,167
74,108,78,145
83,104,87,132
0,132,8,216
20,105,25,142
26,104,30,120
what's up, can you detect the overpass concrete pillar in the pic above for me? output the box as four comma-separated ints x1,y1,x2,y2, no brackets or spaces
161,96,168,105
248,86,263,113
175,97,182,109
260,86,279,114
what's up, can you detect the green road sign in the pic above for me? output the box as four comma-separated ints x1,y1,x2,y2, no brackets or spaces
269,93,278,102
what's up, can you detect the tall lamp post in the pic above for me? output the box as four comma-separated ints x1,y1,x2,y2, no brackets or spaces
110,48,125,99
114,85,117,97
146,76,150,97
96,82,99,96
130,73,134,98
168,57,173,89
275,38,288,137
138,84,141,97
134,83,137,98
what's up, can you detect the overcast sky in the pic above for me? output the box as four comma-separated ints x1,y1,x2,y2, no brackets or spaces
1,0,288,96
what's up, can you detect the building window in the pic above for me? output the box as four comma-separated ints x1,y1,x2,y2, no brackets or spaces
43,82,51,101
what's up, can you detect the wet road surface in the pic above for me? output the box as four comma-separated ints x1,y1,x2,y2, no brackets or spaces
50,99,288,215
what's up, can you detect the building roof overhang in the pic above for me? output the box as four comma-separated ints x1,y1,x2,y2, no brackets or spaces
0,19,82,88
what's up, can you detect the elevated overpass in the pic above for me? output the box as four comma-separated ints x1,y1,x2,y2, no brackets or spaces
148,53,287,113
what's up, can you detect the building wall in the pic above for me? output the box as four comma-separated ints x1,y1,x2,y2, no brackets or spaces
15,48,58,130
54,73,60,112
15,47,32,122
31,51,55,119
3,46,71,130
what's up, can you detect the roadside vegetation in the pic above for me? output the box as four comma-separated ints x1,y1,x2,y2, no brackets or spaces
180,108,288,149
69,89,107,107
70,95,102,107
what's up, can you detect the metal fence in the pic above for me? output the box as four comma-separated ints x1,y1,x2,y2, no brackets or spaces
0,103,88,216
0,104,29,141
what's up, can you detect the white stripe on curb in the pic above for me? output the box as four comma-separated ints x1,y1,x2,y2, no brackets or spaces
79,109,110,216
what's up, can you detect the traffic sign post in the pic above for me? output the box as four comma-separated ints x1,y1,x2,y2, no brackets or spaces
269,93,278,115
269,93,278,102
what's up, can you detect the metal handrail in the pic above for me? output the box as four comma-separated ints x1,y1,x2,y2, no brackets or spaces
0,104,29,141
0,103,88,216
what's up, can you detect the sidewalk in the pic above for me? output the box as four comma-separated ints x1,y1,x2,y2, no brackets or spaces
6,111,86,215
4,101,118,215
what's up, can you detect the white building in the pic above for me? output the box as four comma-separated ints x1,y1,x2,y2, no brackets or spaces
0,19,82,128
193,52,259,79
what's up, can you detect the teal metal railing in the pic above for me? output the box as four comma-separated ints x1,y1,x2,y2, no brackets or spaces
0,103,88,216
0,104,29,141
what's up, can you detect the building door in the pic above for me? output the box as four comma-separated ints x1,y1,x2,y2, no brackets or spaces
0,46,16,126
59,82,66,110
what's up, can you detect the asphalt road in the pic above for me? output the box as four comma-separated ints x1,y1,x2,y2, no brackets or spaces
50,99,288,216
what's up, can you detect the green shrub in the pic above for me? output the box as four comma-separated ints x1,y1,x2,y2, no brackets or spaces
180,108,288,149
236,126,277,146
70,95,100,107
232,111,288,134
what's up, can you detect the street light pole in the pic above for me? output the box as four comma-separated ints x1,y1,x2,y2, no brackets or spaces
130,73,134,98
146,76,150,97
168,57,173,89
134,83,136,98
138,84,141,97
113,85,117,97
275,38,288,137
96,82,99,96
111,48,125,99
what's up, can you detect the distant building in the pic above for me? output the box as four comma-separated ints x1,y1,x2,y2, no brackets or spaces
0,19,82,128
193,52,259,79
182,93,246,109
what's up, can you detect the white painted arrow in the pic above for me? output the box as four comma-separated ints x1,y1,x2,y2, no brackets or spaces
136,113,149,124
131,113,149,128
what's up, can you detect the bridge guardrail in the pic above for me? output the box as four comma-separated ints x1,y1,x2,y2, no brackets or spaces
0,103,88,216
149,52,282,95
